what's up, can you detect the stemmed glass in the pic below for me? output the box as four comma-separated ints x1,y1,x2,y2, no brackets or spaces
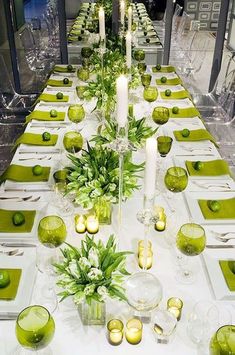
36,215,67,312
157,136,173,157
15,305,55,354
175,223,206,283
67,104,86,132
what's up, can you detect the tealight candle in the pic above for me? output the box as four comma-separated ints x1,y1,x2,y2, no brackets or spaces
167,297,183,321
125,318,143,345
107,319,124,345
86,215,99,234
138,239,152,255
138,249,153,269
75,215,86,234
154,206,166,232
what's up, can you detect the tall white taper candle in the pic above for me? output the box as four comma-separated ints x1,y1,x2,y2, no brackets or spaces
116,75,128,128
120,0,125,26
126,31,132,69
144,138,157,200
127,6,132,31
99,7,105,40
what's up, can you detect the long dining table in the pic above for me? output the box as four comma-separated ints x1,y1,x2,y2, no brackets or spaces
0,63,234,355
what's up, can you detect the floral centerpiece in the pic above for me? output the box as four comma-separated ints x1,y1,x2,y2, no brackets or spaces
55,234,132,324
82,48,140,115
91,115,158,150
66,143,143,222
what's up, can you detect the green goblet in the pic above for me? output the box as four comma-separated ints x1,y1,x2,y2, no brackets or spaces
176,223,206,283
210,325,235,355
133,49,145,62
137,63,147,74
143,86,158,102
141,73,152,87
68,104,85,124
157,136,173,157
76,85,86,100
63,131,83,153
38,215,67,248
81,47,93,58
15,305,55,352
164,167,188,193
152,106,170,125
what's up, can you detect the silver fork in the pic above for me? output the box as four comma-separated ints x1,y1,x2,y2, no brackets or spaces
0,248,19,256
19,156,52,161
179,145,213,152
209,230,235,243
191,181,232,190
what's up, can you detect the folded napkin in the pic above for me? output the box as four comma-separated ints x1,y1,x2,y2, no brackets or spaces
219,261,235,291
0,164,50,183
38,93,69,103
54,65,76,73
174,129,217,145
0,269,22,300
198,198,235,219
152,66,175,73
25,110,65,123
47,79,72,87
160,89,191,100
186,160,230,177
14,133,58,148
0,209,36,233
156,77,182,85
169,106,201,118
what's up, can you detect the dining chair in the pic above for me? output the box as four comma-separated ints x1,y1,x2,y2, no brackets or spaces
0,55,38,113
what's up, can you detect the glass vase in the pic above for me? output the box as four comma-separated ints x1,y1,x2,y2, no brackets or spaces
94,197,112,225
80,300,106,325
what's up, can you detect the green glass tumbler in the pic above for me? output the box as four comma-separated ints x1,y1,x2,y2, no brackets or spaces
63,131,83,153
141,73,152,87
76,85,86,100
157,136,173,157
210,325,235,355
164,167,188,193
143,86,158,102
15,305,55,351
38,215,67,248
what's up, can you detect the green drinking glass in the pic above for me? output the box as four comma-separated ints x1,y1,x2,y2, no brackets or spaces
81,47,93,58
176,223,206,257
63,131,83,153
210,325,235,355
38,215,67,248
164,167,188,193
15,305,55,351
157,136,173,157
68,104,85,124
141,73,152,87
152,106,170,125
76,85,86,100
143,86,158,102
137,62,147,74
133,49,145,62
175,223,206,283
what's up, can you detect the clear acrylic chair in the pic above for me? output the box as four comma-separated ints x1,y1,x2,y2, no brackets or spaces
0,54,38,113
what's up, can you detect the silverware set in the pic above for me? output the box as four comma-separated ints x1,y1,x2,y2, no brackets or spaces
179,145,213,152
190,181,233,191
209,230,235,243
0,195,41,202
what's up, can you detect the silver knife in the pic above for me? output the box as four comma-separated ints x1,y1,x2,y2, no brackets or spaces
19,150,60,154
206,245,235,249
5,188,52,192
0,242,37,247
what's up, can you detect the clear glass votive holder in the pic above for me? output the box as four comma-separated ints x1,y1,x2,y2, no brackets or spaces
107,319,124,345
125,318,143,345
167,297,183,321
